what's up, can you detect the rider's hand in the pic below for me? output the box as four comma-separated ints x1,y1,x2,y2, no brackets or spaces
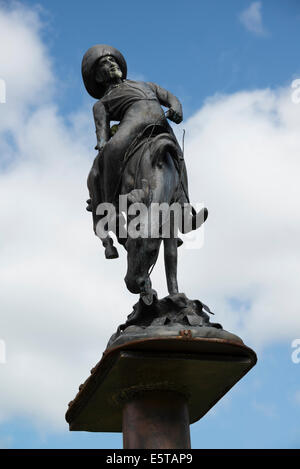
167,107,183,124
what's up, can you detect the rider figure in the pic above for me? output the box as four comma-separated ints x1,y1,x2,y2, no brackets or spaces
82,45,183,206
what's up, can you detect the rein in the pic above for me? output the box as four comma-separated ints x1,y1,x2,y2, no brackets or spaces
111,112,169,205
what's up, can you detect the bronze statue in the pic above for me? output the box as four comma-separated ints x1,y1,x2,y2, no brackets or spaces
82,44,216,341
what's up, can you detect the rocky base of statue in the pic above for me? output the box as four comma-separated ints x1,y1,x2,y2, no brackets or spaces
107,293,243,349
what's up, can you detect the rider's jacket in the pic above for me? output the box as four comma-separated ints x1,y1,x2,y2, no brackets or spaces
101,80,159,121
93,80,182,150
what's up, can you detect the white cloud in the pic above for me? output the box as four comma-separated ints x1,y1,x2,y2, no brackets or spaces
0,2,53,131
175,85,300,349
0,2,300,430
239,2,267,36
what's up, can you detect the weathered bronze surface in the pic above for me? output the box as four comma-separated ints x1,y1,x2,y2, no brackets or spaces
66,337,257,433
107,293,239,349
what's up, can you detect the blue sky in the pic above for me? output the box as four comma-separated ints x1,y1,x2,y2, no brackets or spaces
0,0,300,449
27,0,300,115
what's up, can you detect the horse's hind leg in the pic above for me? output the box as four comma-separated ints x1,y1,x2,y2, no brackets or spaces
87,156,119,259
164,236,179,295
102,236,119,259
93,215,119,259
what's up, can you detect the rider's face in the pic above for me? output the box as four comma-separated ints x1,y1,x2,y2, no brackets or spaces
95,55,122,83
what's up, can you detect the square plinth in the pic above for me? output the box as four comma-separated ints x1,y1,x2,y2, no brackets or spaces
66,337,256,432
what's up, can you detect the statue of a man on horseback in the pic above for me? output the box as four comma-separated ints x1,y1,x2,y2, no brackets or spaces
65,46,253,434
82,44,210,315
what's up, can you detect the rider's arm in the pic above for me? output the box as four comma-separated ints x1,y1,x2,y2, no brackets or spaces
147,82,183,124
93,101,110,151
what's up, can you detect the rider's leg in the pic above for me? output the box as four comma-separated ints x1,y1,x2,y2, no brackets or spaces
101,119,142,204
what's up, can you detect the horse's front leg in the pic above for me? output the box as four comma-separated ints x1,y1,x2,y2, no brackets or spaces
163,236,179,295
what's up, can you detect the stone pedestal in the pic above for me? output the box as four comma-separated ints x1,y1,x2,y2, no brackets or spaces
65,335,257,448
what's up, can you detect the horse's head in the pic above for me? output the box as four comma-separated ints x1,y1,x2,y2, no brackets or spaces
125,235,161,303
124,180,161,304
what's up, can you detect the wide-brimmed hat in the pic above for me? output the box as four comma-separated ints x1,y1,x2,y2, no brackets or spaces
81,44,127,99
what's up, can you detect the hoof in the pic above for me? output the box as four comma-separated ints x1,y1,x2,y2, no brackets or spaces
86,199,92,212
140,288,157,306
105,245,119,259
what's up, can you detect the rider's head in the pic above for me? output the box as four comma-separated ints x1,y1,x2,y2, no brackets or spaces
95,55,123,84
82,45,127,99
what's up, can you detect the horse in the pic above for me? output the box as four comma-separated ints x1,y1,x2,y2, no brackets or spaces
88,126,208,305
120,129,207,305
